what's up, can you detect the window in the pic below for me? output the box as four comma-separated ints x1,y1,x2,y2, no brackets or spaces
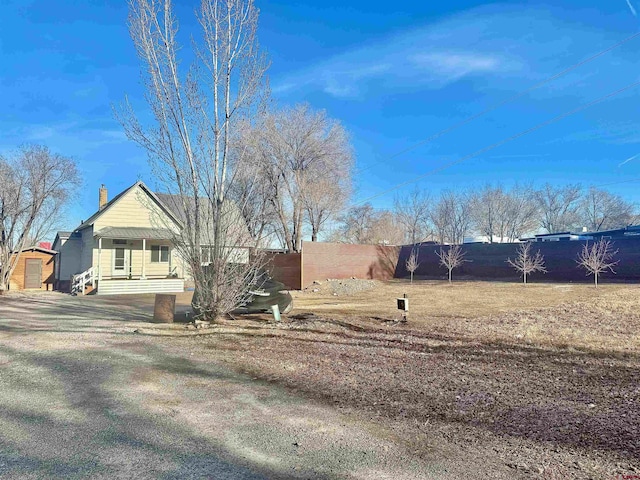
113,239,127,245
151,245,170,263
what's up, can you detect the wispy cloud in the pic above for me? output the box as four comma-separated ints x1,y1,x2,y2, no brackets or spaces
625,0,638,17
619,153,639,167
273,9,524,98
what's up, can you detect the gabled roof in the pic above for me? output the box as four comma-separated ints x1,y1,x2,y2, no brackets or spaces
75,181,183,232
18,246,57,255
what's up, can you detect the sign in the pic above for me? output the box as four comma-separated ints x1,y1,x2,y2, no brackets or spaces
397,297,408,312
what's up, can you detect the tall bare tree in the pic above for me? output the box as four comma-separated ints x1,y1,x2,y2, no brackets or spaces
504,185,539,241
430,191,471,245
470,184,538,242
333,204,404,245
580,187,634,232
534,183,582,233
243,104,353,251
302,176,349,242
0,145,80,293
436,245,467,283
368,210,405,245
333,203,376,244
119,0,269,319
507,242,547,285
394,187,431,244
577,239,618,288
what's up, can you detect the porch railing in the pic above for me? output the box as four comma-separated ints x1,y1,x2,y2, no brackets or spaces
71,267,95,295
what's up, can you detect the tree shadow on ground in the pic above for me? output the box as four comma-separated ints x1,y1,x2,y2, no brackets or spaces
206,324,640,465
0,341,335,480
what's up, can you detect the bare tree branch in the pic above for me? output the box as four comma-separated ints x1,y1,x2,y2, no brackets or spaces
507,242,547,285
576,239,618,288
118,0,269,319
436,245,467,283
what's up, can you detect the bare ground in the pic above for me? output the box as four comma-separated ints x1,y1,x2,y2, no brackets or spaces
1,281,639,478
187,281,640,479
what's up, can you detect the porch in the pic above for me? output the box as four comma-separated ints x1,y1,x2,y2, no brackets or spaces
86,227,185,295
96,278,185,296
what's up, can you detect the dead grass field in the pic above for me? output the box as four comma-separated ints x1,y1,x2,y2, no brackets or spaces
185,279,640,478
291,280,640,354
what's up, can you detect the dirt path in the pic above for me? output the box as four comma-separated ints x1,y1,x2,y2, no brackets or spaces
0,292,476,479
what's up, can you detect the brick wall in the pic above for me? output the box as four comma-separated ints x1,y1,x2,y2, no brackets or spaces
301,241,399,288
263,252,302,290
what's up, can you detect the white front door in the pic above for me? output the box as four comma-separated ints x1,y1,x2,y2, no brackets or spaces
112,247,129,277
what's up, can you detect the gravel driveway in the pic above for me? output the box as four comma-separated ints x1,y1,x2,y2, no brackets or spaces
0,292,455,479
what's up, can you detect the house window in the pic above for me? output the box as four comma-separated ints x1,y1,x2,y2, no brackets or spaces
151,245,170,263
201,246,213,264
113,239,127,245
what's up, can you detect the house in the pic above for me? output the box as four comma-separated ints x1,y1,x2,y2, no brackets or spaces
53,181,251,295
8,246,56,291
519,225,640,243
585,225,640,240
520,231,593,242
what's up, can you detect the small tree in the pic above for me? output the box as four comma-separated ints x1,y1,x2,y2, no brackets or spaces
436,245,467,284
577,239,618,288
405,248,420,283
507,242,547,285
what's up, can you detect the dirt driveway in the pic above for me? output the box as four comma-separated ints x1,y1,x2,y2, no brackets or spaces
0,292,466,479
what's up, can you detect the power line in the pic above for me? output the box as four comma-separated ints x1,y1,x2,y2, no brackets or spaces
356,80,640,205
355,31,640,175
595,177,640,188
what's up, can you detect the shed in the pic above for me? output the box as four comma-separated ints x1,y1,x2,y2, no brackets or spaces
9,247,56,291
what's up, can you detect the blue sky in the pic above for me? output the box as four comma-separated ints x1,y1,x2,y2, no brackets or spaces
1,0,639,234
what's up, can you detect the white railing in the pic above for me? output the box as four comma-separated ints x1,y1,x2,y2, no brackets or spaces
71,267,95,295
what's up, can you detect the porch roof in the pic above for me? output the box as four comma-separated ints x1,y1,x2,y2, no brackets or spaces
94,227,174,240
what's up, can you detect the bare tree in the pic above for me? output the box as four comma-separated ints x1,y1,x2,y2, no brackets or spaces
394,187,431,244
119,0,269,319
333,203,376,244
436,245,467,283
470,184,538,242
580,187,634,232
0,145,80,293
576,239,618,288
507,242,547,285
368,210,405,245
430,191,471,245
243,104,353,252
227,153,279,248
504,184,539,241
534,183,582,233
405,248,420,283
332,204,404,245
302,176,349,242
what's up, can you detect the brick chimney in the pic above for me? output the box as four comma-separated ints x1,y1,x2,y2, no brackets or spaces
99,184,108,210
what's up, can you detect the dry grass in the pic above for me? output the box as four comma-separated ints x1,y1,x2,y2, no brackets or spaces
184,279,640,477
292,280,640,354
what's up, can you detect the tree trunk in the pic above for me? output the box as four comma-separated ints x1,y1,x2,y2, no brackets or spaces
523,273,527,285
595,273,598,288
448,269,452,283
410,271,414,284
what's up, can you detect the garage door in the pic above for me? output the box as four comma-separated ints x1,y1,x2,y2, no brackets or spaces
24,259,42,289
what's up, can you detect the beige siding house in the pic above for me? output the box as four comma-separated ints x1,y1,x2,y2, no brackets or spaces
54,181,231,295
